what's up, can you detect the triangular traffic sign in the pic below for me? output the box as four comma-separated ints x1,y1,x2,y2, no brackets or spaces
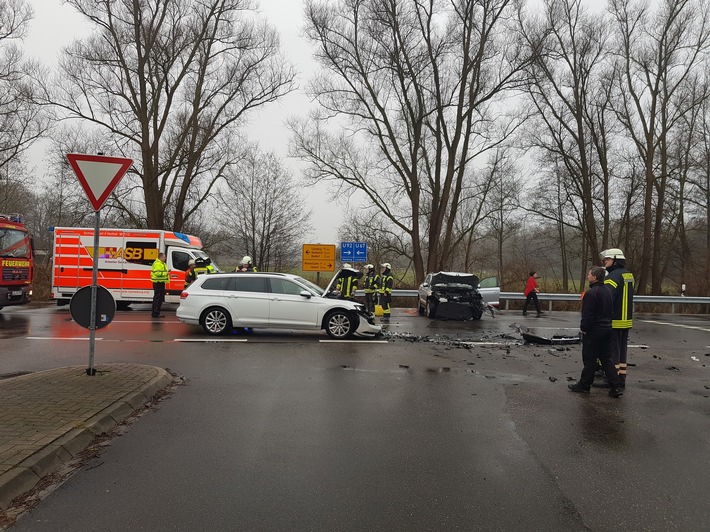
66,153,133,211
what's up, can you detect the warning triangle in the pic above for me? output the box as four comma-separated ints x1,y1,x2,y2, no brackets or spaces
66,154,133,211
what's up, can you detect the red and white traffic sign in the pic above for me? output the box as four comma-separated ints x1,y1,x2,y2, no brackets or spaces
66,153,133,211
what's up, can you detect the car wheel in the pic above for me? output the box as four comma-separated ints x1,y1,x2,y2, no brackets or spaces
325,310,356,339
426,300,437,318
418,300,425,315
201,306,232,335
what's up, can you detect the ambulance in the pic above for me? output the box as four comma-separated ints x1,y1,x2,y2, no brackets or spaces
51,227,220,308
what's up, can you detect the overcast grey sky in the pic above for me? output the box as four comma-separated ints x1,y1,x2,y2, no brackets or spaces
24,0,344,243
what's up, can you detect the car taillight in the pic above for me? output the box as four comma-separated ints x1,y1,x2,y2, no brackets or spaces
180,291,189,299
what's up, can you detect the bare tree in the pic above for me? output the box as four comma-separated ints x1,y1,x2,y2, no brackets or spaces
609,0,710,294
46,0,295,232
291,0,534,285
0,0,48,196
479,148,521,287
686,78,710,294
216,148,312,271
520,0,614,268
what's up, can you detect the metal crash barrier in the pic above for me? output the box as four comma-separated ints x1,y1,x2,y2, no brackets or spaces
390,290,710,314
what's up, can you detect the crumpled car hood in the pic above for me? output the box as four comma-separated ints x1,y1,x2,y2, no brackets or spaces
429,272,481,289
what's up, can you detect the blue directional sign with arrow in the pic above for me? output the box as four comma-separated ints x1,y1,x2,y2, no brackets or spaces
340,242,367,263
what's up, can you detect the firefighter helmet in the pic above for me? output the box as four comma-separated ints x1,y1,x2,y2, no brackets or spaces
366,264,374,270
241,255,252,265
600,248,625,260
381,262,391,269
343,263,352,269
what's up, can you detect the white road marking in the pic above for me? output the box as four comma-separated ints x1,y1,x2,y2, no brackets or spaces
320,340,389,343
639,319,710,333
173,338,248,342
26,337,102,341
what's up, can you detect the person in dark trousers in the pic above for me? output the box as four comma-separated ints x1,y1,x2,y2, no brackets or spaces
379,263,393,322
599,248,634,388
522,271,542,317
151,252,169,317
362,264,378,314
568,266,623,397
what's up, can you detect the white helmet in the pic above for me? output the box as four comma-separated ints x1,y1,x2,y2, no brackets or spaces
242,255,252,265
381,262,391,269
366,264,374,270
342,263,352,269
600,248,625,260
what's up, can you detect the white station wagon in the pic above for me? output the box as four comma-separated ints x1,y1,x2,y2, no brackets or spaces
176,270,382,339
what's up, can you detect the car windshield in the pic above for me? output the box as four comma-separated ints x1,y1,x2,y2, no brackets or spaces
0,229,31,258
292,276,324,296
193,250,221,272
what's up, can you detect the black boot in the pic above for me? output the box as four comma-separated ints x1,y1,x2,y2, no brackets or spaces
609,387,624,398
568,382,590,394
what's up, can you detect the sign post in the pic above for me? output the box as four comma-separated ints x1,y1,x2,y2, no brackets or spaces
66,153,132,375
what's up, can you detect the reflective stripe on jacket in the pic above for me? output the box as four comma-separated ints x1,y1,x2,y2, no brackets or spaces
380,273,393,295
604,266,634,329
337,276,358,298
363,272,377,293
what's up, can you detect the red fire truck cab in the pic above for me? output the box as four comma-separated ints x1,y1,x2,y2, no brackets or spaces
0,213,34,310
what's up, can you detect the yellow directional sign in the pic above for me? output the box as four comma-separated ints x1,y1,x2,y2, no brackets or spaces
302,244,336,272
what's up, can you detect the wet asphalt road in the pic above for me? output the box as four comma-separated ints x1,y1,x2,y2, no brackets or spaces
1,303,709,531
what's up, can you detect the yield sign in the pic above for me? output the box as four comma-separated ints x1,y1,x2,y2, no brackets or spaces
66,153,133,211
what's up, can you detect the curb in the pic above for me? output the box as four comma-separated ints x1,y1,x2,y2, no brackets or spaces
0,368,174,511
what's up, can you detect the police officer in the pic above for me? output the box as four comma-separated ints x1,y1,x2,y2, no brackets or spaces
236,255,257,272
150,252,169,317
600,248,634,388
379,263,393,322
362,264,378,313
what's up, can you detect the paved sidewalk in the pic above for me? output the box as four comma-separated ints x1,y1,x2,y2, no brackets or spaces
0,364,174,510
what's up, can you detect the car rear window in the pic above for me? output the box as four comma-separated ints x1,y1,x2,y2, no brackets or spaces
201,277,233,291
233,276,268,293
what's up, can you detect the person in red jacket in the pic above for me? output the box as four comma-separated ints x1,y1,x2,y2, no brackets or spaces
522,271,542,317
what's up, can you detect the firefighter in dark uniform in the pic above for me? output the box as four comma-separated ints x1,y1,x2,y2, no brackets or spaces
379,263,393,322
362,264,378,314
600,248,634,388
184,259,198,289
336,263,359,300
236,255,257,272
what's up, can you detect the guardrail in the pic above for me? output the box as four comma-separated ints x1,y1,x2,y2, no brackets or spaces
390,290,710,314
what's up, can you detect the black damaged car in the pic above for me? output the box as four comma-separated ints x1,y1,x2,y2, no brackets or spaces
417,272,496,320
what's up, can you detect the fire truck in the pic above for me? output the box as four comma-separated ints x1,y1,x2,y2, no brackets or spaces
51,227,219,308
0,213,34,310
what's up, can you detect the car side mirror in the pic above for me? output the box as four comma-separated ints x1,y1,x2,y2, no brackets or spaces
299,290,312,299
